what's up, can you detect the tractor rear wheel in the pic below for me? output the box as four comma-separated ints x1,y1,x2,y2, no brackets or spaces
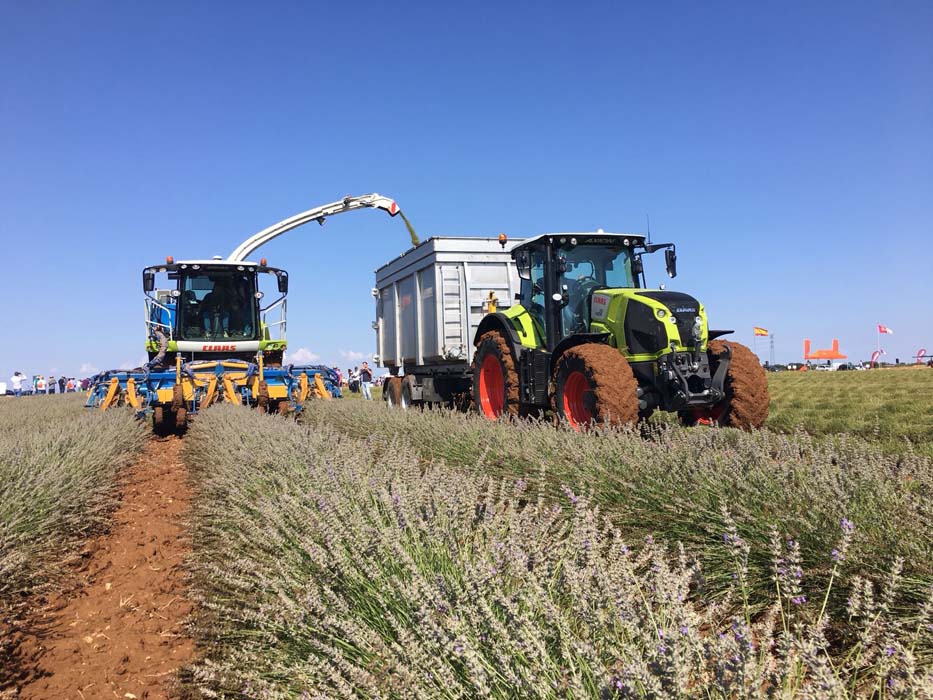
680,340,769,429
384,377,403,408
472,331,520,419
153,406,168,436
552,344,639,429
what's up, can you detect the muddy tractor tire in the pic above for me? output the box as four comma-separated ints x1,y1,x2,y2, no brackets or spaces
174,406,188,431
384,377,403,408
472,330,520,419
552,344,639,429
680,340,769,429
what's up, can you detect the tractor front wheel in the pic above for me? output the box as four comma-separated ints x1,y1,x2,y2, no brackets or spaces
552,344,639,430
472,331,520,419
680,340,769,430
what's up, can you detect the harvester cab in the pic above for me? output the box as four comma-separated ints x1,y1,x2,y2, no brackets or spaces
87,193,404,433
473,232,769,429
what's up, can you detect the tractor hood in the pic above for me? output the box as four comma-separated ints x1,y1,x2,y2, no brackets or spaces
590,288,708,360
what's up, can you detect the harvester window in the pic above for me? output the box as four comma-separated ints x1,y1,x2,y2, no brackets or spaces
177,272,258,341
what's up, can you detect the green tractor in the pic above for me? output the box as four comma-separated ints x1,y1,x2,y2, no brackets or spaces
472,232,769,429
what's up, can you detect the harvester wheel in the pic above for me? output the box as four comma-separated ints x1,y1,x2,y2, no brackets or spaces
153,406,168,436
472,331,519,419
680,340,769,430
552,344,639,430
384,377,403,408
175,406,188,431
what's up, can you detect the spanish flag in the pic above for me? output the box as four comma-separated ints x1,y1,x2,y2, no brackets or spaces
753,327,769,337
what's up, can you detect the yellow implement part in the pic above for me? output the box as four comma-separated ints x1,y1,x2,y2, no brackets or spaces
126,378,141,409
176,354,182,383
101,377,121,410
202,376,218,408
298,373,310,404
313,374,331,400
156,388,174,403
222,377,240,404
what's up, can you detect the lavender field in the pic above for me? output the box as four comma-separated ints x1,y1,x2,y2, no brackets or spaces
181,402,933,699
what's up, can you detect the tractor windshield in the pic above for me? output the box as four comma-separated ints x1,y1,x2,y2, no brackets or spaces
559,245,635,335
176,270,258,341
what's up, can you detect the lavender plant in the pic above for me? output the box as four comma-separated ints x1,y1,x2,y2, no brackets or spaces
182,406,933,698
0,396,147,605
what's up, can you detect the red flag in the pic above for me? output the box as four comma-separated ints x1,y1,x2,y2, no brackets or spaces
877,324,894,335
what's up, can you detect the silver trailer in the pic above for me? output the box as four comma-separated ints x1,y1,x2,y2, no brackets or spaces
374,236,521,405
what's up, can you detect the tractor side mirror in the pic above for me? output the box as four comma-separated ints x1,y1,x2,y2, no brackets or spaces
277,272,289,294
631,256,643,277
143,270,155,292
665,248,677,278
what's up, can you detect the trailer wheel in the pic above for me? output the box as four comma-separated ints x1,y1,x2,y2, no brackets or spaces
553,344,639,430
680,340,769,430
400,376,418,410
384,377,403,408
472,330,520,419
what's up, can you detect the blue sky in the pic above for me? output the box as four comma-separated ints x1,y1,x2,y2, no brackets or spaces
1,1,931,378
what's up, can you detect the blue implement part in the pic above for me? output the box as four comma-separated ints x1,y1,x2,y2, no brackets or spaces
86,360,342,419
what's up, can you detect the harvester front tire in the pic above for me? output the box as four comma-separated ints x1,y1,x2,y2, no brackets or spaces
384,377,403,408
472,331,520,419
680,340,769,430
153,406,168,436
174,406,188,432
552,344,639,430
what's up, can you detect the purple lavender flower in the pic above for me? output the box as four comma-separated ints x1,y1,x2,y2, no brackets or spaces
791,595,807,605
841,517,855,532
885,645,895,657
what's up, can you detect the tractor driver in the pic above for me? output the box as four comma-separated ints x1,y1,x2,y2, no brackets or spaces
201,278,234,338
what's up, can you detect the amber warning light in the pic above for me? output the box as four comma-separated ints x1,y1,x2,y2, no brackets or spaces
166,255,174,264
498,233,508,248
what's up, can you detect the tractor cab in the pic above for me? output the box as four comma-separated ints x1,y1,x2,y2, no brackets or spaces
142,258,289,365
510,232,676,351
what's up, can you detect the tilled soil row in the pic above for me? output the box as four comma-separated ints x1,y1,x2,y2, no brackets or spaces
11,436,193,700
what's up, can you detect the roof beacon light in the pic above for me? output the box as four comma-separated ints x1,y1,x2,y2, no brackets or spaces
166,256,174,264
498,233,508,249
260,257,267,266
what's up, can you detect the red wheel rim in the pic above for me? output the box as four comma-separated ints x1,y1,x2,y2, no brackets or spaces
479,355,505,418
562,370,592,429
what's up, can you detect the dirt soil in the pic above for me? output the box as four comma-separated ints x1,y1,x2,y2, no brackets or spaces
13,436,193,700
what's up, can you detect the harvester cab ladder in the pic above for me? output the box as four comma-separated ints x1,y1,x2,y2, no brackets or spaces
227,193,403,263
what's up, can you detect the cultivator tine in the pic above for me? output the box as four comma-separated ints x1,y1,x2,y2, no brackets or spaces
313,373,331,400
101,377,121,410
126,378,142,410
222,377,239,405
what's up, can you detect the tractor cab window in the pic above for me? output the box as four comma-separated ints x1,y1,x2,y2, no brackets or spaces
518,250,546,338
558,245,635,337
177,270,258,340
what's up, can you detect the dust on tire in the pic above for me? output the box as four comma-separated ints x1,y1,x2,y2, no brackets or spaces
709,339,769,429
471,330,520,417
552,343,639,427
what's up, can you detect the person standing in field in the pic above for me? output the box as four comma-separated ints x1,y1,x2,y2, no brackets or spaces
48,376,56,394
9,372,24,397
36,376,47,394
58,376,66,394
359,361,374,401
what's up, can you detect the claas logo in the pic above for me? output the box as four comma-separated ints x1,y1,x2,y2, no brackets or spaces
201,344,236,351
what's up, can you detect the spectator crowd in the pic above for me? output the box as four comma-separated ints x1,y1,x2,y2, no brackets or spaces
6,371,90,397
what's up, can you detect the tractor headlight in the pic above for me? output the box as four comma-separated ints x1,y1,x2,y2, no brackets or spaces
656,308,667,319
